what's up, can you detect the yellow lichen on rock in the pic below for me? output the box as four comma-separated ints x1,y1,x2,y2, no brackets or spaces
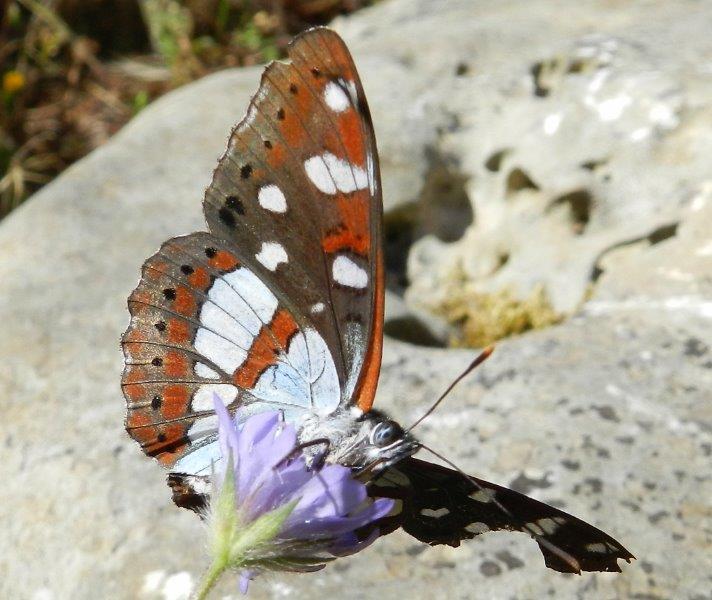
433,271,563,347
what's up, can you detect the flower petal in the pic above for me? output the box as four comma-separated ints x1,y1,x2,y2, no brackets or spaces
239,569,253,595
330,527,380,557
284,498,394,539
237,411,281,497
288,464,367,521
213,393,240,483
245,455,312,521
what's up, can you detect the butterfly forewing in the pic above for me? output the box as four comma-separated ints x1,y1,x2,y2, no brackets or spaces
203,28,384,408
370,458,635,574
122,28,384,475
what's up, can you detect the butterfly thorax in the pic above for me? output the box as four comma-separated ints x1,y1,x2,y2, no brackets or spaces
298,408,420,477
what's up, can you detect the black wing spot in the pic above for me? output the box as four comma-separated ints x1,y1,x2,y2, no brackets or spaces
276,107,286,120
289,83,298,94
152,357,163,366
264,140,273,149
180,264,194,275
205,247,217,258
226,196,245,214
163,288,176,301
218,207,236,228
240,164,253,179
151,395,162,410
311,67,322,78
154,321,167,332
157,432,167,443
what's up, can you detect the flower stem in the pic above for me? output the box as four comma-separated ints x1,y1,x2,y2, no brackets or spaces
194,562,225,600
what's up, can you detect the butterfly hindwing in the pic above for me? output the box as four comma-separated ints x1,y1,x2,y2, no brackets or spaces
369,458,634,574
122,231,341,473
203,27,384,411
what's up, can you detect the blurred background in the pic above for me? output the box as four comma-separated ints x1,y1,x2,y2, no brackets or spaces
0,0,374,218
1,1,710,598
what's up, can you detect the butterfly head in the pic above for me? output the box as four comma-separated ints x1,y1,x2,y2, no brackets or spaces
344,410,420,477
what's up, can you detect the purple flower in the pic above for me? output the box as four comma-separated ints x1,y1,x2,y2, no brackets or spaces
195,396,394,598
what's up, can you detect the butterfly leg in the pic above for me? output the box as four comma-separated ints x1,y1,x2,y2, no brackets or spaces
275,438,332,469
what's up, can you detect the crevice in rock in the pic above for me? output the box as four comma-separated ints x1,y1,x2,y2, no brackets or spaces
383,317,446,348
589,221,680,282
547,189,592,234
455,61,470,76
530,60,552,97
506,167,540,195
384,147,473,295
649,223,678,245
494,251,510,273
384,202,419,293
531,53,604,98
580,157,608,171
485,148,511,172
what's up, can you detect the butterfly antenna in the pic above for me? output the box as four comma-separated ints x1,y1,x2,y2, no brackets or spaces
418,442,582,573
406,345,495,433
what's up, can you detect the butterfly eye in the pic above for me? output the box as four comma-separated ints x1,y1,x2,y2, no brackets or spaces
371,420,403,448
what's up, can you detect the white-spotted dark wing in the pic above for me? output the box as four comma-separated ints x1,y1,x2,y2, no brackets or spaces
369,458,635,574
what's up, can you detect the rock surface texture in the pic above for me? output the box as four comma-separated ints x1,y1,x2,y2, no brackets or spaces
1,1,710,598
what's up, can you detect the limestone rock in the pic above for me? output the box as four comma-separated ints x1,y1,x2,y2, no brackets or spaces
0,1,710,599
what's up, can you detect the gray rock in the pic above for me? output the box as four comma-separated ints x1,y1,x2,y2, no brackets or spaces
341,0,712,319
1,1,710,599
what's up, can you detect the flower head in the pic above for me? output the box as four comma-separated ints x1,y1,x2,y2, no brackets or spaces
197,395,394,597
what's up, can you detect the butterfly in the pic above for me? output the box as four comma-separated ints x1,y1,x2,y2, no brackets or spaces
121,27,633,575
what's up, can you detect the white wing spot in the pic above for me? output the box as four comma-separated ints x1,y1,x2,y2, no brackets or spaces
388,499,404,516
332,255,368,289
192,384,238,411
586,542,608,553
194,362,220,380
194,267,278,373
382,468,411,487
366,150,376,195
186,415,218,442
527,522,545,536
469,489,496,503
465,522,490,534
304,152,368,194
324,81,350,112
420,507,450,518
258,185,287,213
310,302,325,314
538,517,559,535
256,242,288,271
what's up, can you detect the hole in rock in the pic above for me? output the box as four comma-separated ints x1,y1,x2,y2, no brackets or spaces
455,62,470,76
580,158,608,171
383,317,445,348
530,61,551,97
495,252,510,272
384,149,473,295
648,223,678,245
485,149,510,173
547,189,592,234
506,168,540,195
